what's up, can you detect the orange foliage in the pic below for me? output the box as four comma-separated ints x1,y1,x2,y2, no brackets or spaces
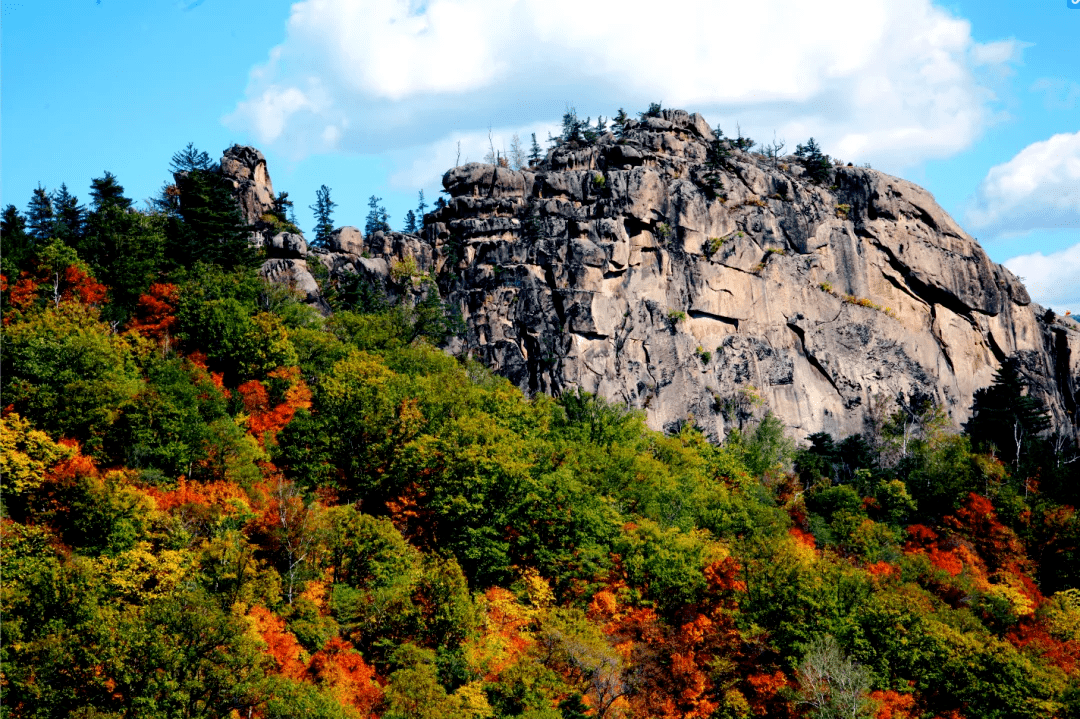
248,605,307,680
866,561,900,579
7,274,39,313
745,670,790,714
1006,619,1080,675
142,476,250,516
127,283,179,341
61,265,107,306
308,637,383,715
789,526,817,551
871,689,917,719
590,558,772,719
943,493,1030,575
241,368,312,445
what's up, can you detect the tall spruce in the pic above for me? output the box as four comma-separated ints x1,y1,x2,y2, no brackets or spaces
795,138,832,184
403,210,418,234
416,189,427,221
51,183,85,246
82,172,167,318
165,143,256,270
1,205,32,276
529,133,543,166
364,195,390,236
309,185,336,247
968,357,1051,473
26,185,56,241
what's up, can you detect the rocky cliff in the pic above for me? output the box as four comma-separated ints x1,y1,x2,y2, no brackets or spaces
222,109,1080,443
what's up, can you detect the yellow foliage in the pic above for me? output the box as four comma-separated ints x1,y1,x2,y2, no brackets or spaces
1044,588,1080,641
0,413,73,494
96,541,195,602
986,580,1036,618
520,567,554,609
452,681,495,718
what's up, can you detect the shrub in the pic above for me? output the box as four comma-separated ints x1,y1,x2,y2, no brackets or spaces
655,222,673,241
835,203,851,219
704,236,726,258
666,309,686,325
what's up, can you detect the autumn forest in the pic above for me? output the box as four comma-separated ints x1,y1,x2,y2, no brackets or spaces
1,151,1079,719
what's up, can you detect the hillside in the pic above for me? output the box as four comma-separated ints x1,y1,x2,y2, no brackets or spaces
1,109,1079,719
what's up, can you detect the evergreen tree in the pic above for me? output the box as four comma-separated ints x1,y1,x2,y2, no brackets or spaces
639,102,663,119
309,185,336,247
1,204,32,276
529,133,543,166
795,138,832,184
90,171,133,211
26,185,56,241
272,191,297,226
403,210,418,234
612,108,629,138
51,183,85,246
364,195,390,236
561,105,586,144
81,173,167,318
164,144,257,270
967,357,1051,473
416,189,427,221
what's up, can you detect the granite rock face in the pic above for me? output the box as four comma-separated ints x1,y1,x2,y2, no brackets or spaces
220,145,276,225
226,115,1079,442
417,110,1079,441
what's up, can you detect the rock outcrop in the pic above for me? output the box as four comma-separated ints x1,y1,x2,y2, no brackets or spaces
225,108,1080,442
418,110,1079,441
220,145,276,226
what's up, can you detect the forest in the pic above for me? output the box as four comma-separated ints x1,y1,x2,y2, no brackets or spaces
1,147,1079,719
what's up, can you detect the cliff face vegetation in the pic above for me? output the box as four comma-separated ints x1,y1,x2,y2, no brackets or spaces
2,109,1079,719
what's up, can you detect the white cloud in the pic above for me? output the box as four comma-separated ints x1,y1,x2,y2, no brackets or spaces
226,0,1021,172
966,132,1080,237
1004,243,1080,314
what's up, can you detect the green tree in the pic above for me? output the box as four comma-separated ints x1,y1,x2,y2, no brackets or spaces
89,171,133,211
1,204,33,276
365,195,390,236
795,138,832,184
967,357,1051,474
403,210,419,234
310,185,337,247
164,144,258,270
26,184,56,241
529,133,543,165
52,183,86,246
81,178,167,317
416,189,427,220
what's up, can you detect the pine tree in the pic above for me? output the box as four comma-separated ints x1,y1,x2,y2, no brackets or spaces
26,185,56,241
273,191,295,225
416,190,427,221
90,171,134,211
529,133,543,166
561,106,586,144
164,145,256,270
968,357,1052,473
82,173,167,318
795,138,832,184
639,102,663,119
52,183,85,246
309,185,336,246
612,109,629,139
403,210,418,234
1,205,32,276
364,195,390,236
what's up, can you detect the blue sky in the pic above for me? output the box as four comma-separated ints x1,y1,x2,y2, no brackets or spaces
2,0,1078,310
